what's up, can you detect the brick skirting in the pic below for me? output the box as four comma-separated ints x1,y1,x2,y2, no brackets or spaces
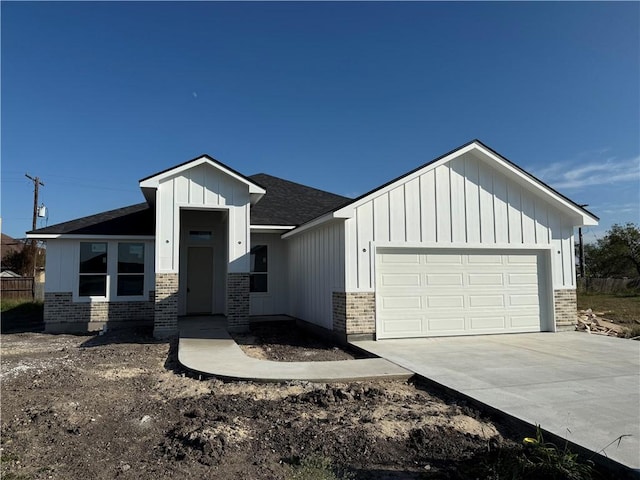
43,292,154,333
153,273,179,338
554,289,577,331
227,273,249,332
332,292,375,337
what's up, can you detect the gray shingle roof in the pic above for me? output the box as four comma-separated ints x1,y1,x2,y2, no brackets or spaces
28,203,154,236
28,174,351,236
248,174,351,226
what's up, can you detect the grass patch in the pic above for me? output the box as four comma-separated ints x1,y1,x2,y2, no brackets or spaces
1,299,43,313
0,299,44,333
288,456,353,480
576,292,640,325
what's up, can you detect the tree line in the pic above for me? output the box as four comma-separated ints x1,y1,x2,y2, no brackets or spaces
582,223,639,278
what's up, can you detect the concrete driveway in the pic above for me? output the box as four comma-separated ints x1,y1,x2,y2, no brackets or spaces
351,332,640,472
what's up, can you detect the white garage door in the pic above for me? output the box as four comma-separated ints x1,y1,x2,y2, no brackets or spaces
376,248,547,339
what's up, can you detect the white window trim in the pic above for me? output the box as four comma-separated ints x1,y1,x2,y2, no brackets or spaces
77,241,109,301
73,240,152,303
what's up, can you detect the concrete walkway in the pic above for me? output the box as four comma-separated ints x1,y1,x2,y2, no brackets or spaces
351,332,640,472
177,318,412,383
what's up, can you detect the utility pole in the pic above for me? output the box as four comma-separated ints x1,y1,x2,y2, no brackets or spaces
25,174,44,232
25,174,44,278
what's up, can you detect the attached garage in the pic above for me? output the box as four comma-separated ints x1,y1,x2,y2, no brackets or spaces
376,248,552,339
281,140,598,342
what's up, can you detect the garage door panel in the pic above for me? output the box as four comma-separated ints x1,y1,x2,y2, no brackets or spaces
426,274,463,285
510,315,540,328
381,296,422,310
508,273,538,285
467,254,503,264
380,253,421,264
377,249,545,339
507,254,538,264
427,317,466,332
426,295,464,308
509,294,539,306
468,295,504,307
468,273,504,286
426,254,462,264
383,318,422,333
470,316,506,330
380,273,421,286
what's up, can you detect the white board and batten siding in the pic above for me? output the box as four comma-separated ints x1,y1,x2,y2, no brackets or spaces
156,163,251,273
286,221,345,330
344,152,576,292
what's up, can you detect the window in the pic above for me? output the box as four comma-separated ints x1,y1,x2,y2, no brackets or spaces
117,243,145,296
189,230,212,242
250,245,267,293
79,242,107,296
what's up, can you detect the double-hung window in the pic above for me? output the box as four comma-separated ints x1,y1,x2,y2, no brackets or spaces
117,243,145,296
79,242,108,297
250,245,268,293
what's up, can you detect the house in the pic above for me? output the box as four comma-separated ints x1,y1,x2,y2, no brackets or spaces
2,233,24,270
1,232,46,282
27,140,598,340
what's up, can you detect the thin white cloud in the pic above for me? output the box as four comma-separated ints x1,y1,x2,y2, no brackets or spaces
533,155,640,190
595,203,640,216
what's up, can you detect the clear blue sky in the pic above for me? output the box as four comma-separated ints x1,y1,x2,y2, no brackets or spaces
2,1,638,242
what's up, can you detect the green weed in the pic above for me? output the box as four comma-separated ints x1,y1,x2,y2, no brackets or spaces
288,455,353,480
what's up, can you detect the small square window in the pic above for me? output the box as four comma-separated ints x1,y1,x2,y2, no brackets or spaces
189,230,212,242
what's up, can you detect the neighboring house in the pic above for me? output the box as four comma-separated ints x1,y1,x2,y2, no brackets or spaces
27,140,598,340
0,270,21,278
1,233,23,268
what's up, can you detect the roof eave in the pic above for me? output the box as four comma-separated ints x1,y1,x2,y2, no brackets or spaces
470,142,600,226
27,233,155,240
281,211,350,239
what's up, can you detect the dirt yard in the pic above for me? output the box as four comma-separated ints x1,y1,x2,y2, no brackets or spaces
1,326,613,479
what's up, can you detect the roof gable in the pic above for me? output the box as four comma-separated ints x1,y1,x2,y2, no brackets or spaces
284,140,598,238
334,140,598,225
139,154,266,196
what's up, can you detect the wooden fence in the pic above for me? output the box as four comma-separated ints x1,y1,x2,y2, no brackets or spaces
1,277,37,301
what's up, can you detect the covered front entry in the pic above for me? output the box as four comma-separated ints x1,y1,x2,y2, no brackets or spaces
376,248,551,339
179,209,228,316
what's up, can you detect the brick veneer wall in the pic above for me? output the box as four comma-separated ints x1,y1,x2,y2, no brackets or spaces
153,273,179,338
43,292,154,333
554,289,577,331
332,292,376,337
227,273,249,332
